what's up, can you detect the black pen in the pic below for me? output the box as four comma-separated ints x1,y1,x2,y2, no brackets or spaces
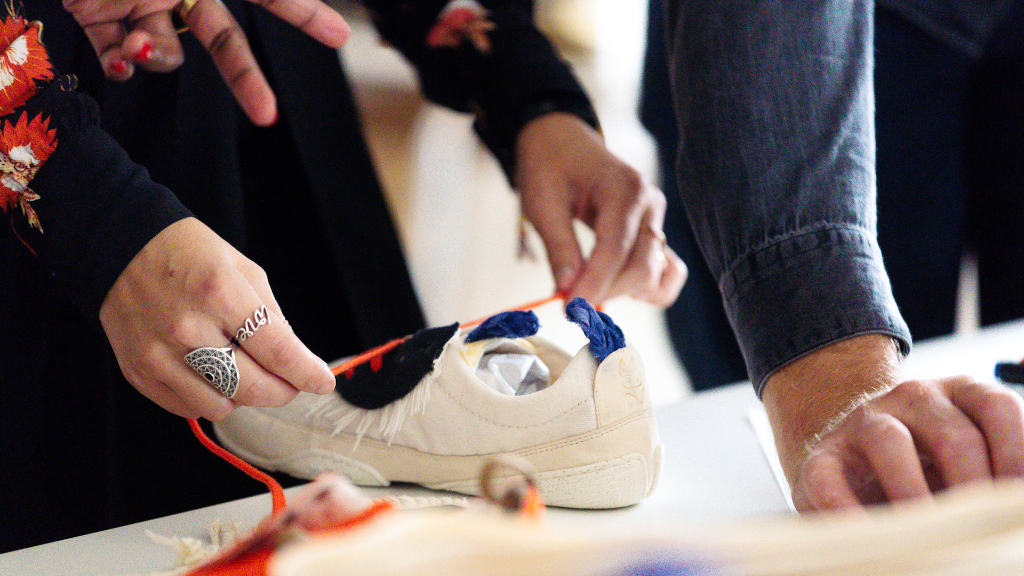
995,362,1024,385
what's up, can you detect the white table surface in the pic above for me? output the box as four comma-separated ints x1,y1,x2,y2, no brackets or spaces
3,319,1022,576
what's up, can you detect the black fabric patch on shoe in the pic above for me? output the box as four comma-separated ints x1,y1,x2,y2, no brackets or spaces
335,323,460,409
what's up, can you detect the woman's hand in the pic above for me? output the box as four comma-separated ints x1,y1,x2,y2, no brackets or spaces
99,217,335,420
63,0,351,125
515,113,686,307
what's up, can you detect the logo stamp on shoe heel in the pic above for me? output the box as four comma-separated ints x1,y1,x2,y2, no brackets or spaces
615,359,646,406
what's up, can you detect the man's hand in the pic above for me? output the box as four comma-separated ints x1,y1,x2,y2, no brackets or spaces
63,0,350,125
514,112,686,308
99,217,336,421
763,334,1024,511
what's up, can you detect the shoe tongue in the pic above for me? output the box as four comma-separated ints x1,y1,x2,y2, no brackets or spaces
461,309,541,372
462,337,550,396
460,336,537,371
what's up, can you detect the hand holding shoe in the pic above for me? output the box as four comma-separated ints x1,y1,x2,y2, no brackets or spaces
99,217,335,421
514,113,686,308
762,334,1024,511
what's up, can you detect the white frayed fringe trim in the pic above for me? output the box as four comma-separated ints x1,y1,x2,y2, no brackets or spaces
387,494,471,510
132,520,243,576
307,335,456,447
130,498,468,575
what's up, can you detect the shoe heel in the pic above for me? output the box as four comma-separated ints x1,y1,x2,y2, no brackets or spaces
517,409,661,509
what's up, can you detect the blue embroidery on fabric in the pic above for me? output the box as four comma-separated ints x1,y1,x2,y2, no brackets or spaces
565,297,625,362
465,310,540,343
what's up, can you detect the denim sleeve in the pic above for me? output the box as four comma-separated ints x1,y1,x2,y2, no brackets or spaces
665,0,912,396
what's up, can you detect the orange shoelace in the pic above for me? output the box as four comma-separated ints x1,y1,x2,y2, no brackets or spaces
332,292,566,379
187,418,288,512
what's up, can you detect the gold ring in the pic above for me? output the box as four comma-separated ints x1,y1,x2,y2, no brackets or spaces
175,0,199,33
177,0,200,19
641,224,667,246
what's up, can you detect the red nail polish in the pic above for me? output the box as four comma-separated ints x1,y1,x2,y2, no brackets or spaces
111,59,128,74
271,110,279,125
134,43,153,63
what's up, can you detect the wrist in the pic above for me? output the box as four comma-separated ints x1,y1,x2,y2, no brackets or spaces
513,112,603,186
761,333,901,483
501,99,600,185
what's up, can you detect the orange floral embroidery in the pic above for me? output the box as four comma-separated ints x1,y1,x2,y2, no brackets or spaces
0,14,53,116
0,112,57,233
426,0,495,53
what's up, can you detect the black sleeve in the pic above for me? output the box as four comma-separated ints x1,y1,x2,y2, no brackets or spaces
363,0,601,181
1,8,191,319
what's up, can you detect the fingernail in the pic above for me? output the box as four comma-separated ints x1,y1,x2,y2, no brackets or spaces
134,43,153,63
555,266,577,292
111,59,128,74
328,17,351,46
271,110,279,126
319,360,336,393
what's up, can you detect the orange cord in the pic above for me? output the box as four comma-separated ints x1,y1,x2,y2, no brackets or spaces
331,292,567,379
519,485,546,521
331,336,405,377
461,291,566,328
188,418,286,513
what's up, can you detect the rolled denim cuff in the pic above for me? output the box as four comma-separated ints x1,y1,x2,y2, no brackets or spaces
720,224,912,397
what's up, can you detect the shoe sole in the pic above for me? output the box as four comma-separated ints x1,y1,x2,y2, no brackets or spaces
213,408,661,509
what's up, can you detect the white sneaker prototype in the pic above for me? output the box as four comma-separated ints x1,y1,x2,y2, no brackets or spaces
213,298,662,509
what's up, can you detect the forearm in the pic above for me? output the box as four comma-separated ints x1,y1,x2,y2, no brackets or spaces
31,124,191,316
762,334,901,485
364,0,598,180
665,0,911,390
663,2,1023,510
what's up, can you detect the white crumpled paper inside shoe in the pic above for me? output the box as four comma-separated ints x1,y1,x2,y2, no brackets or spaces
464,339,551,396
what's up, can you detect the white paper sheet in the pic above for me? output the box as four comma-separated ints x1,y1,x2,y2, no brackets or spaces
746,407,795,511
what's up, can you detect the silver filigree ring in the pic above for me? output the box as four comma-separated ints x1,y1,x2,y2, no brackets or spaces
185,346,239,398
234,304,271,345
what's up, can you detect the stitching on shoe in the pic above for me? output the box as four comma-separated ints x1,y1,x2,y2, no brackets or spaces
514,411,651,456
532,454,641,479
433,377,594,430
241,405,649,464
